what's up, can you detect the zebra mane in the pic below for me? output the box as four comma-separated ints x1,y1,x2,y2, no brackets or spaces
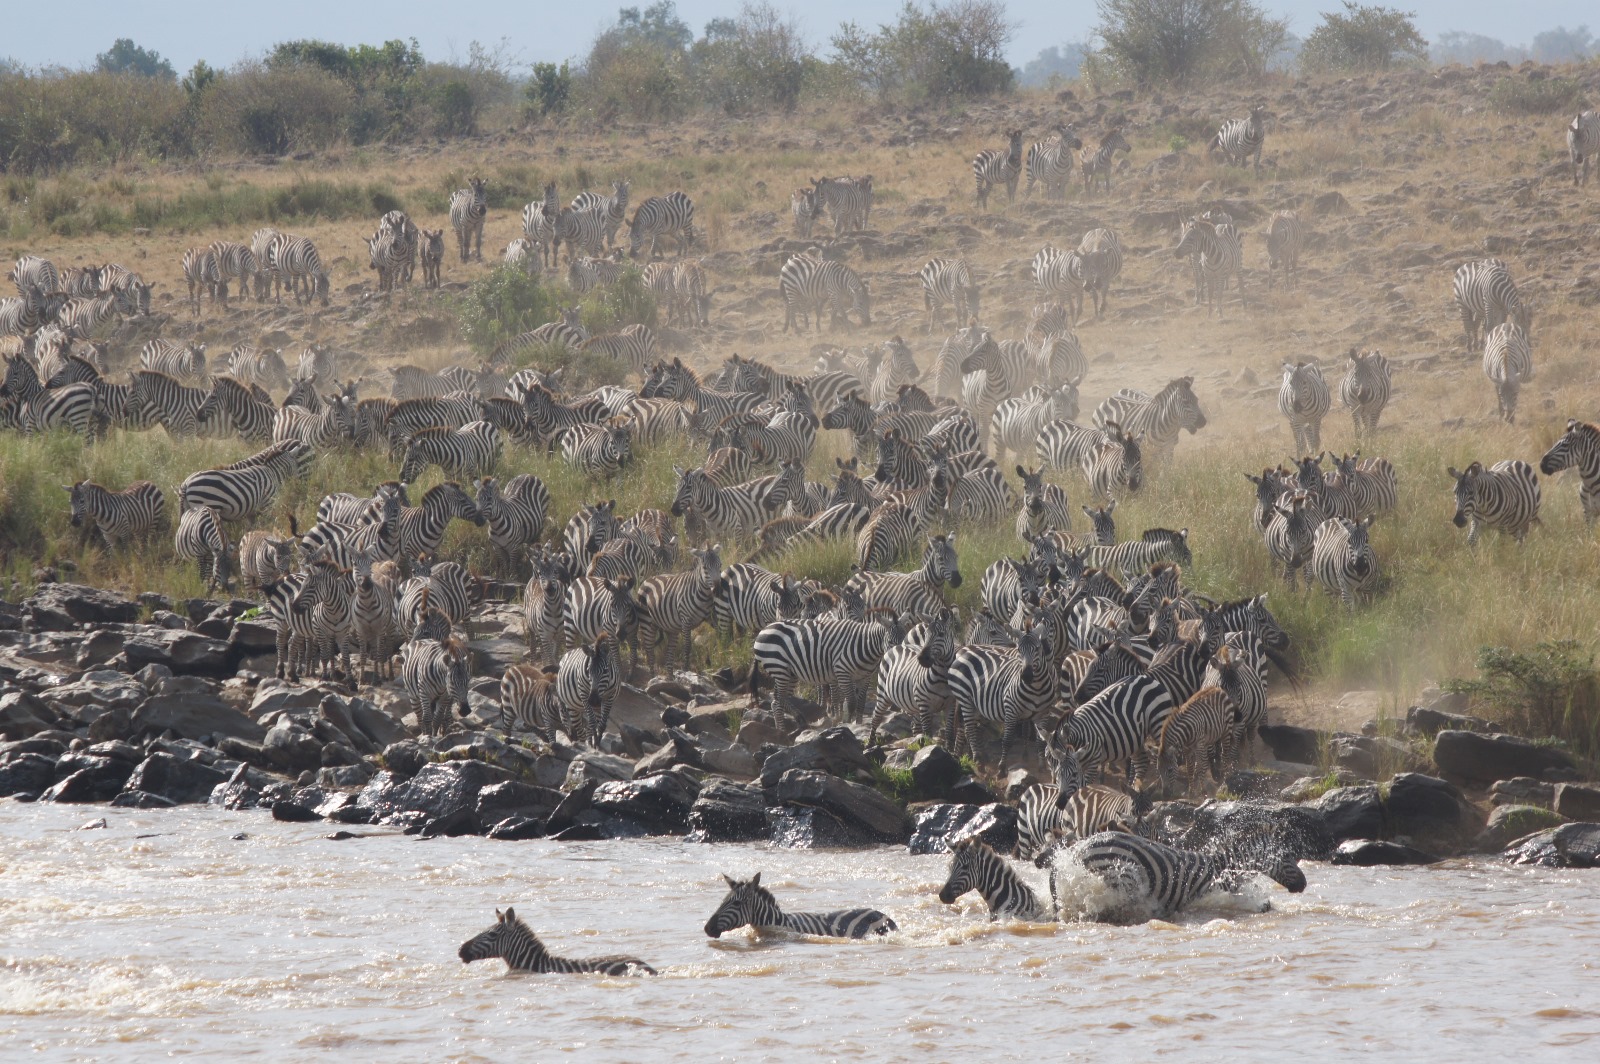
1140,528,1186,544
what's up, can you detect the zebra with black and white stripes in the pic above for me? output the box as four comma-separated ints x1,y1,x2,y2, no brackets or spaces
1075,228,1123,318
378,209,419,282
10,254,58,295
1310,515,1380,607
779,254,870,334
1013,465,1075,542
196,377,276,442
398,421,501,484
128,370,207,439
572,179,630,249
629,191,697,259
174,505,230,592
1453,258,1531,353
459,907,655,976
673,260,711,327
1449,460,1540,546
403,634,473,736
750,613,897,725
671,465,786,542
226,346,290,393
1082,424,1144,504
972,129,1024,209
210,240,258,302
705,873,897,938
249,228,280,299
846,533,961,622
1079,128,1131,194
1339,348,1390,435
1054,831,1306,924
499,663,563,739
475,475,548,575
938,837,1053,921
582,325,658,379
1568,110,1599,186
918,257,979,334
420,228,444,287
811,175,873,233
1172,217,1242,317
994,387,1078,469
140,339,207,383
557,215,612,269
556,631,623,742
563,575,639,673
66,480,166,550
871,606,959,741
1211,104,1267,171
1482,322,1533,424
1264,491,1318,591
178,440,311,524
522,182,558,266
292,557,358,680
1278,361,1330,455
559,420,633,478
1024,123,1084,201
635,545,721,672
0,356,98,438
181,246,223,313
1017,737,1142,862
1540,419,1600,522
274,388,355,452
260,574,315,680
1096,377,1207,464
1156,684,1241,798
268,234,331,307
790,186,818,238
1266,209,1305,289
449,177,488,263
948,623,1058,767
239,527,297,592
1030,246,1088,324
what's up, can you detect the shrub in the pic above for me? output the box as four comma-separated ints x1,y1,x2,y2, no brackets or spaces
693,2,812,114
1093,0,1289,86
1299,3,1428,73
434,81,478,137
527,61,572,117
198,62,354,154
831,1,1016,102
453,266,564,356
1487,76,1583,115
1444,641,1600,758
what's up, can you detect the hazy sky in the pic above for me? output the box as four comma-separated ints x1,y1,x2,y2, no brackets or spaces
4,1,1592,73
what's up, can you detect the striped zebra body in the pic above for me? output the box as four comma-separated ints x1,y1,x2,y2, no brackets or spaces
389,365,471,400
751,615,895,723
1025,124,1084,201
780,255,870,334
811,174,873,233
1310,516,1380,606
181,246,224,312
563,233,616,281
1173,217,1241,317
705,874,896,938
582,325,657,378
1082,529,1192,582
635,545,721,672
175,505,230,591
392,481,480,564
369,227,408,291
571,179,630,249
1330,453,1397,521
449,177,488,263
1081,425,1143,504
855,480,946,570
1339,347,1390,434
791,187,818,237
130,370,208,438
1156,687,1240,798
1211,105,1266,171
178,440,309,523
67,479,166,549
871,607,959,741
10,254,58,296
556,633,623,742
210,240,258,301
673,260,711,327
140,339,207,383
948,624,1058,767
629,191,697,260
197,376,276,442
1058,831,1305,923
420,229,444,287
995,387,1077,468
523,549,570,665
563,577,638,672
405,560,475,626
399,421,501,483
938,838,1052,921
1015,782,1140,864
292,558,358,680
562,500,620,573
972,129,1023,209
1059,674,1176,787
559,420,632,478
1267,210,1305,288
1453,258,1530,353
711,563,803,636
250,229,280,299
403,635,473,735
919,257,979,333
260,574,315,679
1075,228,1123,318
1034,332,1086,393
227,346,290,393
476,474,548,574
459,907,654,976
1540,419,1600,522
522,182,558,266
56,294,121,338
1079,128,1131,194
1278,361,1330,455
274,391,355,451
1264,491,1318,591
377,209,419,281
847,533,961,622
387,393,481,447
1482,322,1533,423
1093,376,1206,463
239,529,296,592
1208,642,1268,764
268,235,330,307
0,356,97,437
499,663,563,739
348,562,400,684
671,465,788,542
956,330,1016,453
1449,460,1540,546
1569,111,1599,185
58,264,102,297
1013,465,1075,541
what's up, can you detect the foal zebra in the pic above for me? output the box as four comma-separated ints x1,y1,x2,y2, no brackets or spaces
1449,460,1540,545
938,837,1053,921
459,907,655,976
1079,128,1131,194
1540,419,1600,522
1278,361,1331,455
448,177,488,263
1212,104,1267,171
1339,348,1391,435
972,129,1024,209
67,480,166,549
704,874,897,938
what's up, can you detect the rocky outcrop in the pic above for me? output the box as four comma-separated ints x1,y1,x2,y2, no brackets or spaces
1503,823,1600,868
908,802,1018,855
23,584,141,631
771,769,911,844
1432,730,1576,788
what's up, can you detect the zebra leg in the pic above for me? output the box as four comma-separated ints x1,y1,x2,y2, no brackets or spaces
275,626,290,680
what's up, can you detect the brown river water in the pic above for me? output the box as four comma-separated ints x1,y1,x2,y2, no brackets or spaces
2,803,1596,1062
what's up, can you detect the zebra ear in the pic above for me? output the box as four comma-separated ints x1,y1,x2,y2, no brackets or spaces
499,907,512,922
723,874,737,889
750,871,761,887
1446,466,1459,479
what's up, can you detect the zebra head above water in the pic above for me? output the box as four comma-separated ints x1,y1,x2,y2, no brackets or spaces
704,873,780,937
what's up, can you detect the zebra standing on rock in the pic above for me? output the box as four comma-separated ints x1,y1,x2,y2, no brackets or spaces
500,662,563,739
459,907,655,976
635,545,720,672
449,177,488,263
1453,258,1530,353
66,480,166,550
973,129,1024,209
1266,210,1305,288
1339,348,1390,435
1482,322,1533,424
1079,128,1131,195
750,613,897,724
938,837,1053,921
780,255,870,334
1449,460,1540,545
267,234,330,307
1054,831,1305,924
1278,361,1331,455
1569,110,1600,186
1211,105,1267,171
556,632,623,742
1540,419,1600,522
705,874,897,938
403,634,472,735
947,623,1058,767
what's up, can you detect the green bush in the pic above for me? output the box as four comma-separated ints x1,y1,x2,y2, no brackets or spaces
1488,76,1583,115
527,62,572,117
1444,641,1600,758
454,266,563,356
831,1,1016,103
1093,0,1289,86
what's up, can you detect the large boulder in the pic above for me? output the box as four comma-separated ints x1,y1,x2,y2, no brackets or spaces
565,753,635,788
0,752,58,797
42,753,136,803
1432,730,1576,788
767,805,880,849
1554,783,1600,822
130,694,266,744
1503,822,1600,868
1475,804,1567,851
1332,839,1440,866
590,767,701,834
23,584,140,630
908,802,1018,856
262,718,325,774
758,727,873,788
686,779,769,843
356,760,515,835
1385,772,1481,846
771,768,911,844
0,691,60,737
119,753,229,805
476,781,563,830
910,745,963,801
44,672,147,719
121,630,235,677
1175,798,1335,862
1312,785,1385,841
1258,724,1325,766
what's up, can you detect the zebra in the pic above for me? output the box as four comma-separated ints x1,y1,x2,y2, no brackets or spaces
226,346,290,393
449,177,488,263
377,209,420,281
855,477,948,570
1310,516,1380,607
475,474,548,574
947,623,1058,767
1079,128,1132,194
562,575,639,672
140,340,208,383
582,325,657,378
178,441,311,524
629,191,697,259
174,505,231,592
846,533,962,622
349,561,400,684
499,663,563,739
399,421,501,483
556,632,623,741
559,420,633,478
1278,361,1331,455
1211,104,1267,171
522,182,559,266
1030,247,1089,326
129,370,208,439
193,378,274,443
57,264,102,297
1024,123,1084,201
1449,460,1540,546
0,356,98,437
1013,465,1075,541
249,228,280,299
635,545,721,672
938,838,1053,921
522,548,571,665
210,240,258,302
273,388,355,451
292,557,358,680
671,465,788,542
55,293,124,338
1539,419,1600,522
791,187,818,238
871,606,959,741
557,215,612,269
811,175,873,233
562,499,620,573
1482,322,1533,424
1339,348,1390,435
995,387,1078,469
267,234,330,307
1453,258,1531,353
1264,491,1319,591
420,229,445,287
750,613,898,724
181,246,223,312
459,907,655,976
572,178,631,249
1266,210,1305,289
1053,831,1305,924
919,258,979,334
294,344,337,384
260,574,316,680
392,482,479,564
1075,228,1123,318
1096,377,1206,463
1082,424,1144,504
385,393,481,447
1082,528,1191,582
1568,110,1600,186
1017,738,1142,861
66,480,166,550
1056,672,1180,787
10,254,59,295
705,874,896,938
972,129,1024,209
1155,686,1241,798
1172,217,1242,317
710,564,802,637
674,260,711,327
239,527,296,592
370,227,409,291
403,634,473,736
956,329,1020,453
780,255,870,334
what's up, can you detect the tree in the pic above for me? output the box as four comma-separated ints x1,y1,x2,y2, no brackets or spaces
612,2,694,52
1019,43,1093,87
1431,32,1525,66
1299,3,1427,72
1092,0,1288,86
831,1,1016,102
693,3,813,113
1531,25,1595,64
95,39,176,80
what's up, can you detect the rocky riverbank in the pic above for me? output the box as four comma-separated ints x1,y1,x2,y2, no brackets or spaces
3,582,1597,870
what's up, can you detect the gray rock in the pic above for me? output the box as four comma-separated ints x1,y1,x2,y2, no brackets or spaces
632,729,703,777
758,726,872,789
1432,730,1576,788
347,700,408,749
87,706,132,742
1177,799,1336,862
476,781,562,828
700,743,759,779
0,691,59,737
486,815,547,840
271,800,320,822
591,767,701,833
1503,822,1600,868
908,802,1018,855
249,683,329,718
772,768,911,843
356,760,515,834
686,779,769,843
911,744,962,800
120,753,229,804
566,752,634,788
46,672,147,714
1386,772,1480,844
1555,783,1600,821
735,718,789,751
1259,724,1325,766
1004,768,1040,801
1332,839,1440,866
0,752,60,797
1475,804,1567,851
130,694,266,744
263,719,325,774
379,741,428,780
1406,703,1495,736
229,619,280,654
767,805,880,848
1312,785,1385,841
317,763,376,789
544,779,597,836
1489,776,1556,808
86,740,142,763
111,790,177,809
949,776,998,805
23,584,140,630
0,737,67,759
120,629,235,677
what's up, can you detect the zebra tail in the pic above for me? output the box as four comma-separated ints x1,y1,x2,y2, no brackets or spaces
1263,642,1304,693
748,659,767,702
